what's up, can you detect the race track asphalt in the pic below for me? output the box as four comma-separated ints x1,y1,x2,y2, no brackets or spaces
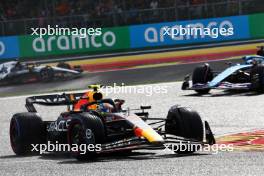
1,82,264,176
0,58,241,97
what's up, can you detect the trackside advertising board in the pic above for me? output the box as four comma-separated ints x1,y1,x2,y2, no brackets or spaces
19,27,130,57
0,13,264,60
249,13,264,39
129,16,250,48
0,36,19,59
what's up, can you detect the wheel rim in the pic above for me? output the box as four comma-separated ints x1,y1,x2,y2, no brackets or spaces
68,121,96,156
68,122,85,155
71,123,83,145
40,70,49,80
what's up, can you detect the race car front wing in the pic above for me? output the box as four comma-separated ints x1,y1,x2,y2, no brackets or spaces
182,75,251,91
98,121,215,154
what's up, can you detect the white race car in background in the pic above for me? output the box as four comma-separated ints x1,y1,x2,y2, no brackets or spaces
0,61,83,85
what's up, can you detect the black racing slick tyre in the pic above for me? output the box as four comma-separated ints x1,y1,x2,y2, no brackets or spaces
67,113,105,161
165,105,204,154
9,113,46,155
250,65,264,93
57,62,71,70
192,64,213,94
39,67,54,82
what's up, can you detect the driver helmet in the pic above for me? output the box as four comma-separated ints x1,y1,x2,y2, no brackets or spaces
73,85,103,111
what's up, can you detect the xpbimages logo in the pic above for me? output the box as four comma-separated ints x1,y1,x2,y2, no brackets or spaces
163,142,234,154
31,141,102,154
31,25,102,38
141,20,235,44
102,83,168,96
162,23,234,39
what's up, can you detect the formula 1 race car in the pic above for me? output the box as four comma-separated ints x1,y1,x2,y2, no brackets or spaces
9,86,215,160
182,55,264,94
0,61,82,86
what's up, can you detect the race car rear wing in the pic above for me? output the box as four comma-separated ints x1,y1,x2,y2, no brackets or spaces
25,92,125,113
25,92,85,112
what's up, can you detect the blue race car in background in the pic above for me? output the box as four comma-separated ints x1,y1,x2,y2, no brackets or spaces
182,54,264,94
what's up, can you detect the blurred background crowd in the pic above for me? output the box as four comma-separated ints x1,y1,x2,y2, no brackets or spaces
0,0,263,36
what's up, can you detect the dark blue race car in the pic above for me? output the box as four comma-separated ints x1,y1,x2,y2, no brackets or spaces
182,54,264,94
0,61,83,86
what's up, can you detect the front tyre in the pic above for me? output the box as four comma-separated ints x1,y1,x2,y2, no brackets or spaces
250,65,264,93
39,67,54,82
67,113,105,161
192,64,213,94
165,105,204,154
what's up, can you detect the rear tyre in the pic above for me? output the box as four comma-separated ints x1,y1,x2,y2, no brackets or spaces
9,113,46,155
67,113,105,161
192,64,213,94
165,105,204,154
73,65,83,73
250,65,264,93
57,62,71,70
39,67,54,82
